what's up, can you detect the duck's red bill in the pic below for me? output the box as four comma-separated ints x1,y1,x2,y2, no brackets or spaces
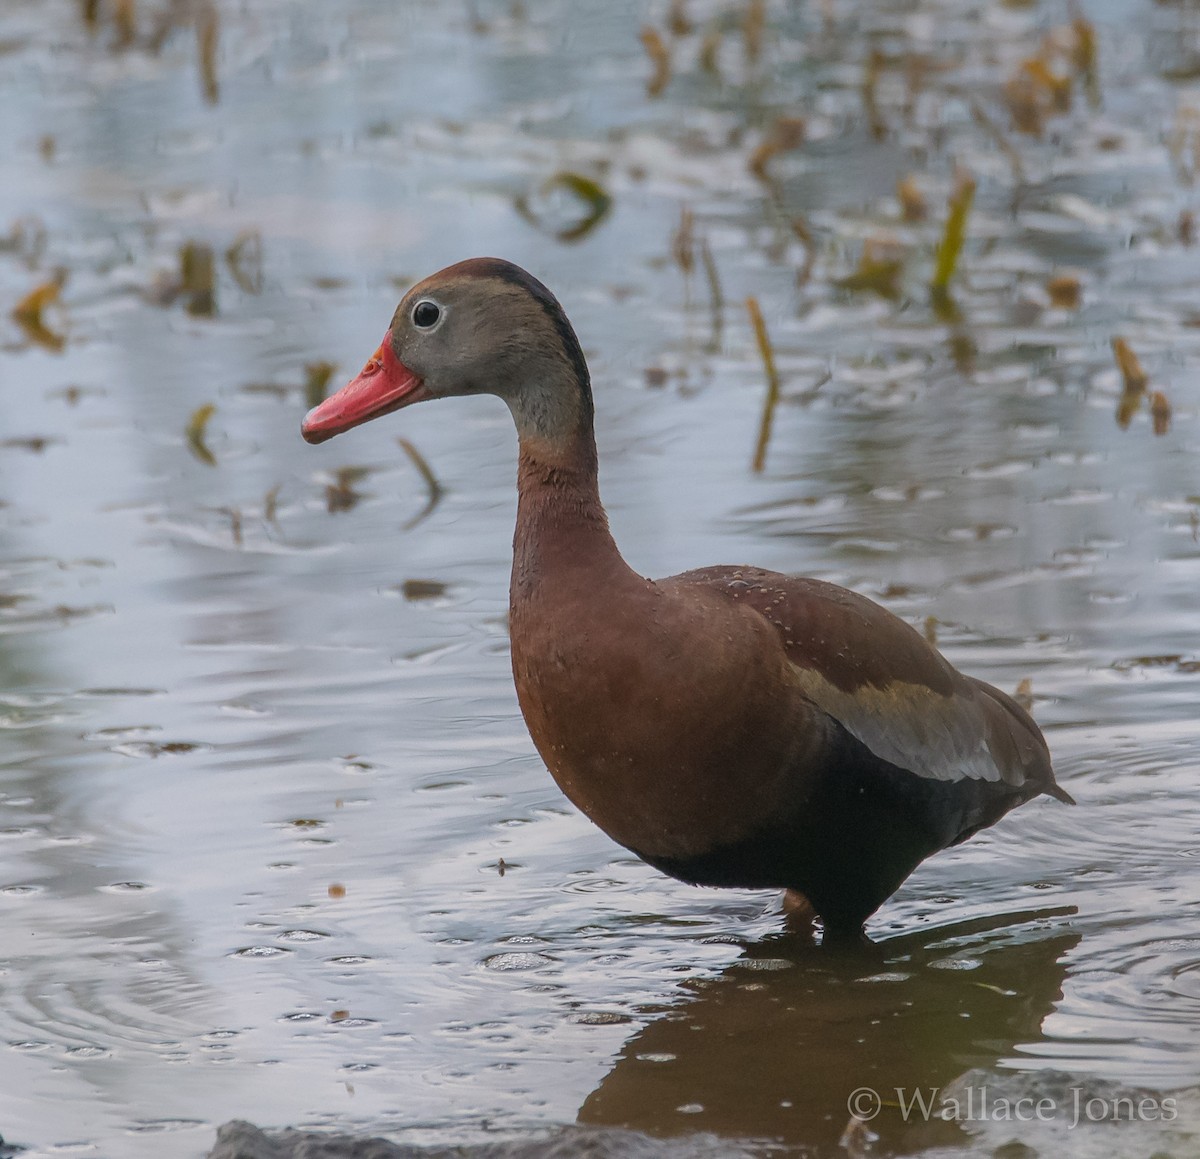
301,336,428,444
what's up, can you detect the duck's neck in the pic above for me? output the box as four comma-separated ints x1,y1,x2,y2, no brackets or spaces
510,426,632,607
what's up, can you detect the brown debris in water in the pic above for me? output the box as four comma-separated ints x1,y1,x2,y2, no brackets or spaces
1170,105,1200,185
402,579,448,601
743,0,765,65
515,171,612,243
398,438,445,529
113,0,137,48
699,237,723,351
699,24,722,75
667,0,691,37
896,175,927,222
12,272,67,350
196,1,219,104
1112,338,1150,430
671,206,695,276
1045,273,1082,309
225,230,262,294
326,467,370,514
836,237,905,300
748,116,806,181
263,484,281,526
185,403,217,466
747,296,781,474
640,26,670,97
1150,391,1172,437
180,241,216,316
931,171,976,296
1069,2,1100,107
1015,678,1034,711
328,884,346,899
1111,337,1148,394
218,506,243,547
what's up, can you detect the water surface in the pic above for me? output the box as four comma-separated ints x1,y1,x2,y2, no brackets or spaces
1,1,1198,1156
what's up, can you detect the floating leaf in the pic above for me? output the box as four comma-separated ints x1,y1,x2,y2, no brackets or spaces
748,116,806,180
640,26,670,97
667,0,691,36
1069,2,1099,106
896,175,926,222
326,466,371,514
748,297,781,474
113,0,137,48
1045,273,1081,309
671,206,695,276
1116,390,1142,430
1023,58,1072,113
836,237,905,300
217,506,243,547
186,403,217,466
180,241,216,316
1150,391,1172,437
1111,337,1148,394
398,438,445,529
699,238,723,351
743,0,765,64
225,230,262,294
1004,69,1046,136
12,278,60,323
402,579,448,601
196,1,219,104
12,273,66,351
515,172,612,243
931,172,975,295
699,24,722,75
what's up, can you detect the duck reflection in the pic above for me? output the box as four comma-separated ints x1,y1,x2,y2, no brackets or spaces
579,908,1078,1155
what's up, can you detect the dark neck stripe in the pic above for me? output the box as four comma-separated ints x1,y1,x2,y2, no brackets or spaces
456,258,594,424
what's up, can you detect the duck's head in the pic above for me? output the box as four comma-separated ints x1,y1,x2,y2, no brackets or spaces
301,258,591,447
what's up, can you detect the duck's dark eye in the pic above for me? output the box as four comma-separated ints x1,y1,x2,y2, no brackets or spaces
412,300,441,329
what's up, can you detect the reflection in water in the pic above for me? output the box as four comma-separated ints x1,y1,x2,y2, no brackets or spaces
581,911,1078,1154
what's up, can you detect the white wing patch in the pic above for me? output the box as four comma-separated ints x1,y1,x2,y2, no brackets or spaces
790,667,1006,784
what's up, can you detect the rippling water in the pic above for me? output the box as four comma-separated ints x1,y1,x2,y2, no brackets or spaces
1,1,1198,1156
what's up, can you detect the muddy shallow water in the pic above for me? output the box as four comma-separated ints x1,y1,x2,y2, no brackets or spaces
1,1,1199,1156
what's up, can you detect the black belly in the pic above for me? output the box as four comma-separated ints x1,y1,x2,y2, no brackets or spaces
634,721,1034,933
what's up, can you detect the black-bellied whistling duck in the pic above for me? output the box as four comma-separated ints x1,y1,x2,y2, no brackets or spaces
302,258,1074,937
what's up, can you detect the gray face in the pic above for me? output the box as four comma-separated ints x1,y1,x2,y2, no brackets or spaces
387,279,495,399
384,270,590,443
